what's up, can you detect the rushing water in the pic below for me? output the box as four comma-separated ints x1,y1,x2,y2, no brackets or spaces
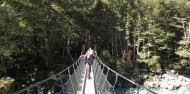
151,85,190,94
114,85,190,94
115,88,147,94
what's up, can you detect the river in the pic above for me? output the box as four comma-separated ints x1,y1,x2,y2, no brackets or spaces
114,85,190,94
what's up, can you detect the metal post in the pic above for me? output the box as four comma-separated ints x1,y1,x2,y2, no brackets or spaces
36,82,41,94
113,74,118,93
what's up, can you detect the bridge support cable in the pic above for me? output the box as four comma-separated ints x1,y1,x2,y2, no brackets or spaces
93,54,157,94
96,65,105,93
100,69,109,93
36,82,41,94
93,59,112,94
11,57,86,94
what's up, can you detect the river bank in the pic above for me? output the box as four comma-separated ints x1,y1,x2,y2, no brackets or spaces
142,70,190,94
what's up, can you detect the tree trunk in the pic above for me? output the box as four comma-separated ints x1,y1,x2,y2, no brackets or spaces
133,38,136,63
186,21,190,48
33,31,39,57
182,22,188,48
183,22,186,39
148,37,150,61
1,55,7,76
115,30,118,57
137,29,140,54
67,39,75,63
189,21,190,33
122,21,126,51
112,39,114,57
143,39,146,58
148,46,150,61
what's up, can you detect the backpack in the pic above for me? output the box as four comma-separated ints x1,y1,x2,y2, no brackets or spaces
85,55,94,65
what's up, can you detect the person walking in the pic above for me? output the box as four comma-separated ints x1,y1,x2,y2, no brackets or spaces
83,47,95,79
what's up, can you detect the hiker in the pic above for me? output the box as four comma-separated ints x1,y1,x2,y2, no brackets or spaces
84,48,95,79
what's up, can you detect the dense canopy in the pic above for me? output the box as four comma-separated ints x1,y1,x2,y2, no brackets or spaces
0,0,190,93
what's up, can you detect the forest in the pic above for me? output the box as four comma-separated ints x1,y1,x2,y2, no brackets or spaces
1,0,190,93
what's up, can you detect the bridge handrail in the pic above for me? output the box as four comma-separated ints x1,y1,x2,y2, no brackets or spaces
12,57,81,94
11,49,157,94
95,54,157,94
96,57,139,86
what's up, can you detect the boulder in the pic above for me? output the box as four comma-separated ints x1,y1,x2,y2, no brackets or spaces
0,77,14,94
143,70,190,91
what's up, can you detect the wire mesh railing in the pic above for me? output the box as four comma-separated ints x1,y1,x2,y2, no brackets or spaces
8,47,157,94
93,54,158,94
10,58,85,94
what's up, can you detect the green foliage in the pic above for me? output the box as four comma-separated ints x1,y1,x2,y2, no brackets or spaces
149,63,161,73
1,0,190,92
100,49,112,60
135,0,190,70
0,0,98,92
176,49,190,58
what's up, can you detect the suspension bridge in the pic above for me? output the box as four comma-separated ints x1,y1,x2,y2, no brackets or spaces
9,52,158,94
